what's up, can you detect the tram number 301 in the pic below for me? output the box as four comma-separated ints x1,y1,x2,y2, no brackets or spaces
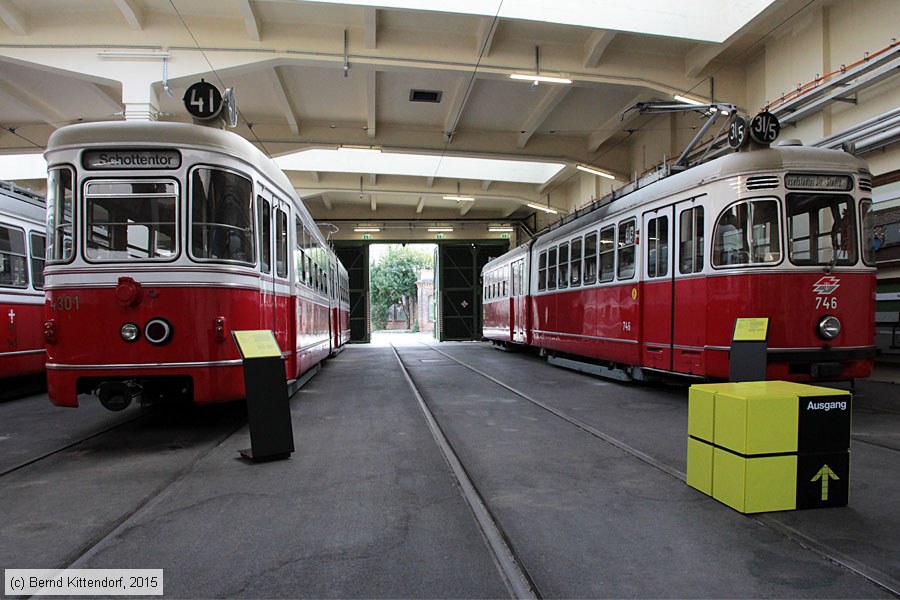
816,296,838,310
49,295,80,311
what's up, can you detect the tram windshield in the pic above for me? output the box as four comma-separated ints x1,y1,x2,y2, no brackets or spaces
84,181,177,262
712,199,781,267
190,168,255,265
787,193,856,266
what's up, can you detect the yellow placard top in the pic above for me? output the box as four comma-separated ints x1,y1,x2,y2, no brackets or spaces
732,318,769,342
233,330,282,359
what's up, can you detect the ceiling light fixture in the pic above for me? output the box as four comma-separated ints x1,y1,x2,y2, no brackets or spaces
353,227,381,232
575,164,616,179
674,94,703,106
510,46,572,85
527,202,558,214
338,145,382,153
488,226,515,232
443,181,475,202
428,227,454,232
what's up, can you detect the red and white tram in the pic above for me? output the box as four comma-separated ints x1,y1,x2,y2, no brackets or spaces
483,140,876,382
43,121,349,409
0,181,46,379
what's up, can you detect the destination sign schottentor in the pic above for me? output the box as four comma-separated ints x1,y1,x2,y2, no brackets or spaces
82,150,181,170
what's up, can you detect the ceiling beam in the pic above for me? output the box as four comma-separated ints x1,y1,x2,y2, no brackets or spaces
0,73,67,128
583,30,616,68
587,93,654,152
268,66,299,135
482,180,492,191
443,77,471,142
369,173,377,186
321,196,332,210
370,194,377,212
460,201,474,216
113,0,143,31
363,7,377,49
309,171,319,183
425,176,435,188
517,86,570,149
416,196,425,214
82,82,126,115
366,69,376,139
475,16,498,57
0,0,27,35
235,0,261,42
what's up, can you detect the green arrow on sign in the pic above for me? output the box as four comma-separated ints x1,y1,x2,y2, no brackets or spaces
811,464,839,501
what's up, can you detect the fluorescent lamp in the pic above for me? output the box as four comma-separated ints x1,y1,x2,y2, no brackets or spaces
674,94,703,106
575,164,615,180
442,195,475,202
527,202,558,214
510,74,572,84
428,227,454,232
489,227,514,232
338,145,381,153
354,227,381,232
97,50,170,59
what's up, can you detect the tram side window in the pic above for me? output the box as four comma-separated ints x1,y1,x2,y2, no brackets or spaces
85,181,177,261
646,216,668,278
294,217,304,283
570,237,582,287
47,167,74,262
617,220,636,280
558,243,569,289
599,226,615,282
713,200,781,267
788,194,855,266
538,251,547,291
547,247,558,290
258,197,271,274
679,206,704,274
583,232,598,285
191,169,254,265
275,207,288,278
860,199,875,266
0,225,27,288
30,233,45,290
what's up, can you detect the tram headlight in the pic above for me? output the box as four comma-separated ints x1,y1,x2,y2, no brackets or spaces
817,315,841,340
144,318,173,345
120,322,140,342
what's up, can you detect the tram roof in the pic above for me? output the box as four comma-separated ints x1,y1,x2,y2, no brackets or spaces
45,120,330,248
533,143,870,248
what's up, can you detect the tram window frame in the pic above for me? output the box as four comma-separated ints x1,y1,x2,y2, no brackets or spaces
0,224,28,288
712,199,782,268
547,247,558,290
84,179,179,263
599,226,615,283
47,166,75,263
646,215,668,279
558,243,569,289
537,251,547,292
189,167,255,266
30,232,45,290
274,206,288,279
860,198,875,266
258,196,271,274
570,237,583,287
617,219,636,280
679,206,704,274
787,194,855,267
583,232,598,285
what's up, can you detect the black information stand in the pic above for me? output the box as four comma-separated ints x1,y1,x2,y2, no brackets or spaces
729,318,769,382
233,330,294,463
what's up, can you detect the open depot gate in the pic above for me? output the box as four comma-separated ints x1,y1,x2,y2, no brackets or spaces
335,241,507,343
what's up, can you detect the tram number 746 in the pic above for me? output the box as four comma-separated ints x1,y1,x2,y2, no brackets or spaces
816,296,838,310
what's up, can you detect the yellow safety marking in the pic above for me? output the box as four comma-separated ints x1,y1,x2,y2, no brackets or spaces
631,288,637,300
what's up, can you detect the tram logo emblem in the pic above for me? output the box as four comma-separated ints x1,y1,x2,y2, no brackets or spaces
812,276,840,295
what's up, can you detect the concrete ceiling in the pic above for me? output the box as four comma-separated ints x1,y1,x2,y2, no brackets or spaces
0,0,816,234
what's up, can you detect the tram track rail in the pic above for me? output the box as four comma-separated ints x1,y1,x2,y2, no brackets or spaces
412,342,900,599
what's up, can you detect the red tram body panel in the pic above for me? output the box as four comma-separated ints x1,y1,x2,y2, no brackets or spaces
43,121,348,409
0,181,46,380
483,142,876,383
